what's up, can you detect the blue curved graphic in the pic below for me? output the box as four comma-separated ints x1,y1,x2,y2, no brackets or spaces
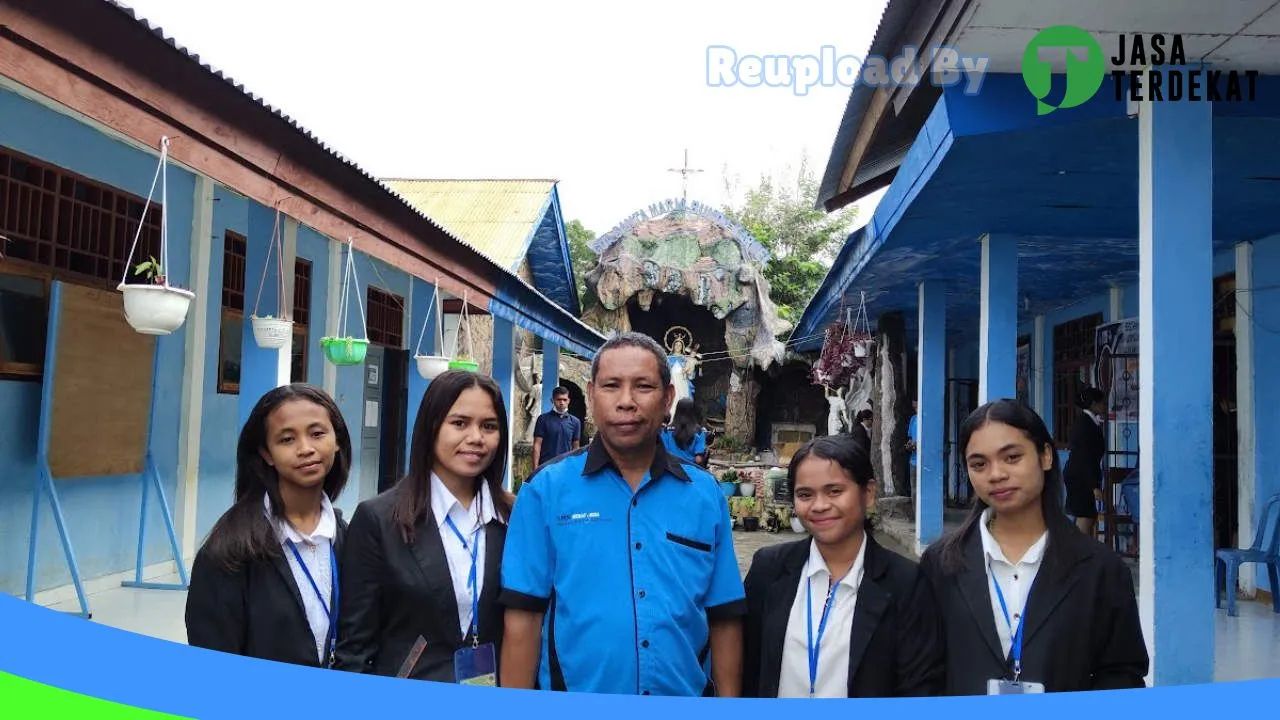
0,591,1275,718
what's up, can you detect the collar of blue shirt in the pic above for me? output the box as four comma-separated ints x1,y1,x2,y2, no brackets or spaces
582,435,692,483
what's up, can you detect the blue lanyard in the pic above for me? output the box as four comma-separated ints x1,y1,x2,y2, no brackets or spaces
804,563,849,698
444,515,483,646
988,562,1025,680
285,540,339,667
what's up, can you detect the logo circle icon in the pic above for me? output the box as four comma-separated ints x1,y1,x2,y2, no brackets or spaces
1021,25,1106,115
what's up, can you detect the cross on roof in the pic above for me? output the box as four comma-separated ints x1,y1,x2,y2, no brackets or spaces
667,149,704,204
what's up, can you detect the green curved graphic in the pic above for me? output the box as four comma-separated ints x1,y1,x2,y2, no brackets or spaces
1021,25,1106,115
0,671,191,718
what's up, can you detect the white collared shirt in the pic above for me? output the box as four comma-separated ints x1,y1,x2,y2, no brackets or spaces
778,535,868,698
978,508,1048,660
264,493,337,663
429,473,501,638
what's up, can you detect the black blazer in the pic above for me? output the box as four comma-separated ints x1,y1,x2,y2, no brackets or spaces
1063,411,1106,491
741,533,945,697
185,511,348,667
333,485,507,682
849,423,871,449
917,522,1149,694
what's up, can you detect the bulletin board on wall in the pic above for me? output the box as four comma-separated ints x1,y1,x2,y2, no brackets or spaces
46,282,155,479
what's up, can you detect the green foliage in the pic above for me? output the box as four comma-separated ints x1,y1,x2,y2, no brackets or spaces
565,219,597,305
721,156,858,326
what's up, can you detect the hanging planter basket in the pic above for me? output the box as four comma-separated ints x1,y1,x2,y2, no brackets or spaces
120,282,196,335
118,137,194,335
248,207,294,349
321,237,371,367
811,291,875,386
446,290,479,373
251,316,294,349
321,336,369,366
412,278,451,380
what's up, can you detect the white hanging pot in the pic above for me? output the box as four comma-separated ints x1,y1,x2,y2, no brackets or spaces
853,341,870,358
739,481,756,498
251,315,294,349
119,283,194,335
415,354,450,380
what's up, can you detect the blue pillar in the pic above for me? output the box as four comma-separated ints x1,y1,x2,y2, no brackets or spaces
492,316,516,490
1136,74,1213,687
917,281,946,550
237,202,290,428
979,233,1019,404
541,342,560,408
405,277,438,469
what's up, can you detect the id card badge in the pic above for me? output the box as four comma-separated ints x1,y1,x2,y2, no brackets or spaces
454,642,497,686
987,678,1046,695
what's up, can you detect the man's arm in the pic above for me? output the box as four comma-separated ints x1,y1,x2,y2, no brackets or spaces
703,489,748,697
501,608,545,689
532,437,543,468
709,616,743,697
498,478,554,688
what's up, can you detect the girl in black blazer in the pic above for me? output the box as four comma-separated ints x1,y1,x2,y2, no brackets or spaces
742,434,945,698
334,371,515,683
185,383,353,668
1063,387,1108,536
918,399,1148,695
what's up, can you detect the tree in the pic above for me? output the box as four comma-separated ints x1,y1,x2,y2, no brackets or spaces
721,156,857,326
565,219,598,306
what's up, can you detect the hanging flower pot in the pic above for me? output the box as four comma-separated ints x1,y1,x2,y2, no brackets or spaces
415,354,450,379
248,207,295,349
251,315,293,349
323,238,371,368
118,137,195,335
448,358,480,373
412,279,450,379
321,336,369,366
119,281,195,335
853,334,876,358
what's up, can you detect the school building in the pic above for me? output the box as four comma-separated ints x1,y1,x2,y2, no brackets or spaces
0,0,604,617
791,0,1280,686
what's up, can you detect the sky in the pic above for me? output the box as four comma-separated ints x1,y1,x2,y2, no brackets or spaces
119,0,889,237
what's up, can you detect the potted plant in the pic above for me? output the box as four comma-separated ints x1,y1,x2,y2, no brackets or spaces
120,256,195,336
718,469,740,498
446,292,479,372
249,207,294,349
741,498,760,532
413,279,450,379
117,137,194,336
320,238,370,367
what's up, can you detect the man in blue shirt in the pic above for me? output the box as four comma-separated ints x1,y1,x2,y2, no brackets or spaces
499,332,745,696
532,386,581,468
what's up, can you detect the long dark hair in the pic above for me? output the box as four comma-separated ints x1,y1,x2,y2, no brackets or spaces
202,383,352,573
787,433,876,533
671,398,702,449
392,370,513,544
935,399,1074,575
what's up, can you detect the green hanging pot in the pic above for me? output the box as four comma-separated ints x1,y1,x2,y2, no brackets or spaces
321,336,369,366
448,358,480,372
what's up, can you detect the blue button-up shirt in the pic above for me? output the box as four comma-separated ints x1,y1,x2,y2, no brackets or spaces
499,439,745,696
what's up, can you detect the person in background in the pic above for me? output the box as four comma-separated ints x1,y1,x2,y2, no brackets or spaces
742,434,944,698
905,400,918,494
918,399,1147,695
334,371,514,684
499,332,745,696
662,398,708,467
850,409,873,449
186,384,352,669
532,386,581,468
1063,387,1108,538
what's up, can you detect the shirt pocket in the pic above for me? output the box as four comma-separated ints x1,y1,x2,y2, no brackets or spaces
664,530,713,553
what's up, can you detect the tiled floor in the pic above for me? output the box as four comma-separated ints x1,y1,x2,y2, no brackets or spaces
36,545,1280,684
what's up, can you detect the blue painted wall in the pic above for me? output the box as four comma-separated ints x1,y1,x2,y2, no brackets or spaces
0,88,193,594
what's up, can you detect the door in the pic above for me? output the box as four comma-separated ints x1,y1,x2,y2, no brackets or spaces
360,344,384,500
378,347,408,493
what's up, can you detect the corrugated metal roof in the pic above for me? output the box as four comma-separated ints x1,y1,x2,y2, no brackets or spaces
381,179,556,271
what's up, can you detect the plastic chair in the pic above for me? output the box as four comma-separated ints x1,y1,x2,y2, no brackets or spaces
1215,492,1280,617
